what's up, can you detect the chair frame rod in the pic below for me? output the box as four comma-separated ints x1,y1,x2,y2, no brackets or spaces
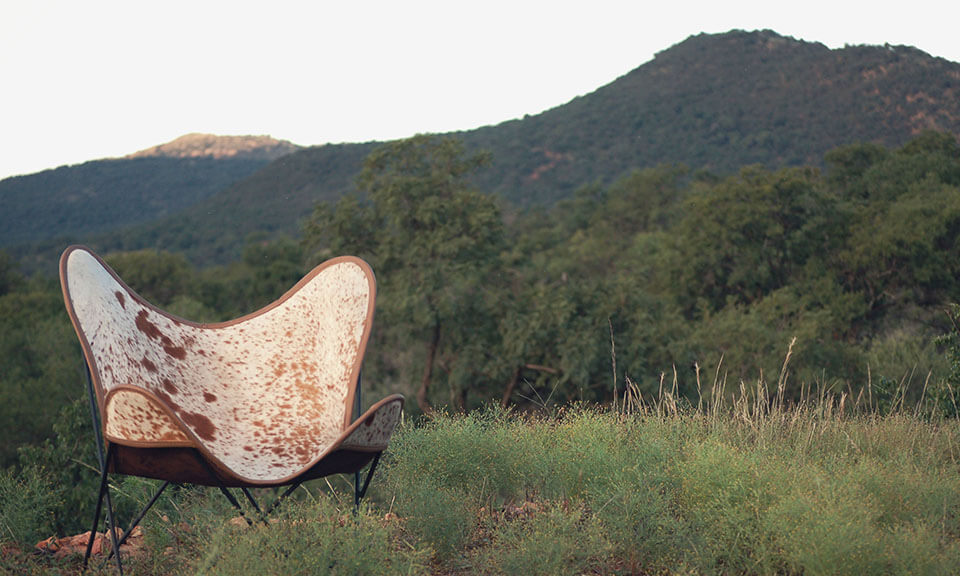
107,481,170,555
80,358,387,575
354,369,363,507
83,362,124,575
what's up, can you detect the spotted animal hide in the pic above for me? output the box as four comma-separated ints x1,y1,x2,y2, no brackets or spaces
61,246,401,484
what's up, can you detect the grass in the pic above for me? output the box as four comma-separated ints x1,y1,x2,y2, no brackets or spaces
3,364,960,575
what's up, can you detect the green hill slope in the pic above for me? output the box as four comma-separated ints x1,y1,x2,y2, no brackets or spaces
461,30,960,203
153,29,960,259
0,156,270,246
5,30,960,268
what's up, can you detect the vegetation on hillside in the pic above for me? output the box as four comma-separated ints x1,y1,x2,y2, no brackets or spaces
3,393,959,574
0,156,273,250
1,129,960,573
5,30,960,272
2,131,959,460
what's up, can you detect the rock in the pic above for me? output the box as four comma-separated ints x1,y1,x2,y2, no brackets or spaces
34,527,143,559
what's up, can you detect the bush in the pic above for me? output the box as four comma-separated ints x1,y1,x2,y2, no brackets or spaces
478,501,609,576
0,465,60,547
194,498,429,575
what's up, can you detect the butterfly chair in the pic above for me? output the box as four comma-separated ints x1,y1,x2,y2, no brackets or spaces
60,245,403,574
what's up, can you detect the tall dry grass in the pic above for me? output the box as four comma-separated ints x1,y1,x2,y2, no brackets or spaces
4,339,959,574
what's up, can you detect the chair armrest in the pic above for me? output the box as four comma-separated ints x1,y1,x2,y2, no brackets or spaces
103,386,192,446
339,395,404,451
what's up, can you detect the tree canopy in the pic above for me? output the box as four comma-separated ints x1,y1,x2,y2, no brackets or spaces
2,131,960,468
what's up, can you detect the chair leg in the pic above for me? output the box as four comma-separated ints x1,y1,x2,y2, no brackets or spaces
354,452,383,509
83,456,109,569
262,481,302,517
240,487,266,521
101,450,124,574
83,443,124,575
210,484,261,527
104,481,169,561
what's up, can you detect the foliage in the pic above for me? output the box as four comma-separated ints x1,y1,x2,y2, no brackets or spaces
304,135,504,413
3,397,960,574
2,130,960,575
0,283,80,465
9,31,960,273
106,249,195,306
933,304,960,417
194,498,429,576
0,157,271,249
4,131,959,459
478,501,610,576
0,464,60,548
373,397,960,574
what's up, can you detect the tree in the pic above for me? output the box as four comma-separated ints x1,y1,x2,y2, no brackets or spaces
673,166,840,314
304,135,504,413
105,249,194,307
0,250,24,297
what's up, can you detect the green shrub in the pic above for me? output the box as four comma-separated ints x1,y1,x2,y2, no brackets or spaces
0,464,60,547
194,498,428,575
479,501,609,576
677,438,791,573
390,477,477,563
883,522,960,576
767,488,887,575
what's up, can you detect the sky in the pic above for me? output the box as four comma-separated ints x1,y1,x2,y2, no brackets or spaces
2,0,958,181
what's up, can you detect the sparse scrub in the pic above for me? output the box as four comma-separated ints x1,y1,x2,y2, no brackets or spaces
477,501,610,576
0,464,60,548
3,367,960,574
193,498,429,576
373,368,960,574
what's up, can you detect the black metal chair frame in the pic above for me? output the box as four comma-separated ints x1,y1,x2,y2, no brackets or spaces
81,363,383,575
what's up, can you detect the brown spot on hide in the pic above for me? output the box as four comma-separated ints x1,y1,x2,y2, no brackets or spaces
164,345,186,360
203,392,217,403
141,357,158,373
156,390,181,412
243,445,254,452
115,291,126,308
181,411,217,441
162,378,178,395
135,310,164,340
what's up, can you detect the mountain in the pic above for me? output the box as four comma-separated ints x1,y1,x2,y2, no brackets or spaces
93,142,378,265
0,135,299,249
127,133,299,160
4,30,960,269
459,29,960,203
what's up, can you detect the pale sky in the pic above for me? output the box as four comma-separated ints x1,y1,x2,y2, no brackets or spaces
2,0,958,180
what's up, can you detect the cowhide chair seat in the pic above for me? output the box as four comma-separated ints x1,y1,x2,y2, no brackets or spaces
60,245,403,574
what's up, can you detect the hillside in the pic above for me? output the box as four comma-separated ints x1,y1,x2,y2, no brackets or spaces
462,29,960,203
4,30,960,268
140,29,960,257
0,134,298,251
0,157,270,247
94,142,378,265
